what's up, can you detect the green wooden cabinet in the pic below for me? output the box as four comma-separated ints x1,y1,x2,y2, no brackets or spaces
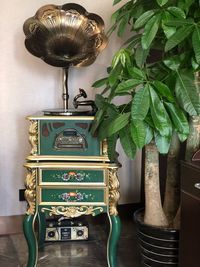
23,115,121,267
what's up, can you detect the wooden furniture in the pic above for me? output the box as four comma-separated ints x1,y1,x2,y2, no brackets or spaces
23,114,121,267
179,161,200,267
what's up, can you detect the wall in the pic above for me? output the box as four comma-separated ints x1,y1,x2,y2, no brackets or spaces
0,0,141,216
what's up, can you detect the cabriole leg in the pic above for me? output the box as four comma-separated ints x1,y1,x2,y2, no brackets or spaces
107,214,121,267
24,167,37,267
23,213,38,267
37,211,46,249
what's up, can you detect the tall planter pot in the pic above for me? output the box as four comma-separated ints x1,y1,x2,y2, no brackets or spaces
134,209,179,267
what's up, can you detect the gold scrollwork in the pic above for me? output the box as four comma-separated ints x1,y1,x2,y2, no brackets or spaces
24,168,36,215
41,206,103,218
29,120,38,155
108,167,120,216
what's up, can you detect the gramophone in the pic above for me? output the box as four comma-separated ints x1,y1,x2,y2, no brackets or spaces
23,4,121,267
23,3,108,116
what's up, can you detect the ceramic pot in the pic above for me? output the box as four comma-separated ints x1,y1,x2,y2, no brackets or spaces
134,209,179,267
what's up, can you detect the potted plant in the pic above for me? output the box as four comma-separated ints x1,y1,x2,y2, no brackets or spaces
91,0,200,265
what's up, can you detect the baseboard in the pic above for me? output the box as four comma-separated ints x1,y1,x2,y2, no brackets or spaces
0,215,24,236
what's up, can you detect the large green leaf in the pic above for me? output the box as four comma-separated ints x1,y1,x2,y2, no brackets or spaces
112,49,131,69
108,63,122,87
154,132,171,154
94,95,118,117
118,15,129,37
104,112,130,138
167,7,186,19
156,0,168,6
164,102,189,135
119,127,137,159
163,56,181,71
115,79,142,93
177,0,194,14
153,81,175,102
145,112,155,128
134,10,155,29
111,5,131,23
135,46,150,68
91,109,104,136
142,14,161,50
145,124,154,144
107,134,118,162
178,132,188,142
175,71,200,115
162,21,176,39
120,49,132,67
149,85,172,136
95,94,106,109
113,0,123,5
107,23,117,37
92,78,108,88
111,7,121,22
111,50,122,69
130,120,146,148
124,34,141,48
164,18,194,27
165,25,194,51
131,85,150,120
192,27,200,64
127,66,146,80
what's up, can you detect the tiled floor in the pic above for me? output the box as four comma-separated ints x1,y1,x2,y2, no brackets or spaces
0,216,140,267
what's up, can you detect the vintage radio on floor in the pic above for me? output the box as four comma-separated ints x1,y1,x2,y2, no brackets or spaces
45,218,89,242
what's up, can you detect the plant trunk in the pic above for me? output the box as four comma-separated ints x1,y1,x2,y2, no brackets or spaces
163,133,180,227
185,115,200,161
173,206,180,230
144,142,169,227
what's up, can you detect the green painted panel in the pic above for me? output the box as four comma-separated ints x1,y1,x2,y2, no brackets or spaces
41,188,105,203
42,169,104,183
39,120,100,156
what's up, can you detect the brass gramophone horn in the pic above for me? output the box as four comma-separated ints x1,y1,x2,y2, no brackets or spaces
23,3,108,109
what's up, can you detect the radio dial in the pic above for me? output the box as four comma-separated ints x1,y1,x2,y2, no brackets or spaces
77,230,84,237
48,231,56,238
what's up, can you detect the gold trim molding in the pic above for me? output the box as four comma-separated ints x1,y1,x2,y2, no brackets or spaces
102,139,108,156
24,168,36,215
41,206,104,218
29,120,38,155
108,167,120,216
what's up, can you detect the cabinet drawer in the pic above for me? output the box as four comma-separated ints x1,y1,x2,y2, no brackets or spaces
181,163,200,199
38,187,108,206
39,169,106,185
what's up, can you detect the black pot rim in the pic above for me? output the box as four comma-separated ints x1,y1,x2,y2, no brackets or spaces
134,208,179,234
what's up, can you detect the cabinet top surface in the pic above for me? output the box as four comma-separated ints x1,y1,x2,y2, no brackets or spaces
26,113,95,120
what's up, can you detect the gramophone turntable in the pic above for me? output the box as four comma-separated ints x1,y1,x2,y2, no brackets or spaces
23,3,121,267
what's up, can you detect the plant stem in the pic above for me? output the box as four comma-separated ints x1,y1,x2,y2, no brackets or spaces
144,142,169,227
163,132,180,226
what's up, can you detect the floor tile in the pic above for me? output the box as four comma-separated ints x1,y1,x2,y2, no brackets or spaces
0,218,140,267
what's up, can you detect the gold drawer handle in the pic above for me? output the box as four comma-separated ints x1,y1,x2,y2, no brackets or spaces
194,183,200,190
